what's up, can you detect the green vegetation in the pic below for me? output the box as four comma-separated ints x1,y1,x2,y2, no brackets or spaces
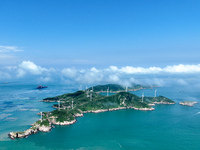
9,84,175,140
143,96,175,103
40,119,50,126
88,84,125,92
50,109,75,122
42,84,174,124
87,84,151,92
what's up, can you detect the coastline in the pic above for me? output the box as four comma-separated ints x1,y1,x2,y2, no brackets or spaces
7,104,163,140
8,100,176,140
8,84,175,140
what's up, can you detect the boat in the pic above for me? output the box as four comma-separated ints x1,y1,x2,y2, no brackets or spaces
36,85,48,89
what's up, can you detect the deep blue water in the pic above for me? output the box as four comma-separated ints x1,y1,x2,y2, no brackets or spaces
0,82,200,150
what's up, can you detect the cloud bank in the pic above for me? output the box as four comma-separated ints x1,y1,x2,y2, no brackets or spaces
1,61,200,86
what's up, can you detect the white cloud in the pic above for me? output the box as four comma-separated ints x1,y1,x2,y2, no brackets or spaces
18,61,47,75
38,77,52,82
107,74,120,83
60,64,200,86
2,62,200,87
91,67,99,73
107,64,200,74
0,45,23,53
119,66,162,74
17,69,26,78
75,68,103,84
0,71,11,79
163,64,200,73
109,66,118,72
0,54,15,59
16,61,55,78
62,68,77,78
176,79,188,85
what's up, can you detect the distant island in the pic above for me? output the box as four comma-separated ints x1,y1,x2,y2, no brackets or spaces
36,85,48,89
179,101,198,107
8,84,175,140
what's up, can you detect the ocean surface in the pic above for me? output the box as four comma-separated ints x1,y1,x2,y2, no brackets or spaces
0,82,200,150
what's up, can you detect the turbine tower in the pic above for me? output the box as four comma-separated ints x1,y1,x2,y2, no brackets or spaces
154,89,157,97
90,93,92,101
40,112,43,122
126,86,128,92
58,100,60,111
86,89,89,97
72,99,74,109
142,93,144,102
107,87,109,96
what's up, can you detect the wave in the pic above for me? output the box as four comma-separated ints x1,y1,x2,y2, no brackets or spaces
0,114,12,120
3,117,18,121
195,112,200,115
29,109,39,112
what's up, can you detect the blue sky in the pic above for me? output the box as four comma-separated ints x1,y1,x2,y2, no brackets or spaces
0,0,200,85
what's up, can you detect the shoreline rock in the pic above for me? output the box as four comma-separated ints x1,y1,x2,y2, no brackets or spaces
52,119,77,125
153,101,175,105
179,101,198,107
8,124,52,140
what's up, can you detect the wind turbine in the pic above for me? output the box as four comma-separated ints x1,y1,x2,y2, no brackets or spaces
90,93,92,101
86,89,89,97
126,86,128,92
154,89,157,97
142,93,144,102
58,100,60,111
40,112,43,122
107,87,109,96
72,99,74,109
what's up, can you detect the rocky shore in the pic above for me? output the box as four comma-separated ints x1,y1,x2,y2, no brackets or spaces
179,101,198,107
8,122,52,140
8,105,155,140
153,101,175,105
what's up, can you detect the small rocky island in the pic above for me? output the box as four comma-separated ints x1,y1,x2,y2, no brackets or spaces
179,101,198,107
8,84,175,140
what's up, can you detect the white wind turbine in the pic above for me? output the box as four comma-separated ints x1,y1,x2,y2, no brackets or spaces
40,112,43,122
58,100,60,111
90,93,92,101
107,87,109,96
155,89,157,97
142,93,144,102
72,99,74,109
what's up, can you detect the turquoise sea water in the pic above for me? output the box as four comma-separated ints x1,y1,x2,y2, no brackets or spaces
0,82,200,150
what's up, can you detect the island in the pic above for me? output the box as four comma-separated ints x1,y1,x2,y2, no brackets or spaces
179,101,198,107
36,85,48,89
8,84,175,140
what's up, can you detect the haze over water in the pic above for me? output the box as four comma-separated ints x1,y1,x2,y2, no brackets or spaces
1,82,200,150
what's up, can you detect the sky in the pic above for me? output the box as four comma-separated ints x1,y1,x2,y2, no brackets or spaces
0,0,200,86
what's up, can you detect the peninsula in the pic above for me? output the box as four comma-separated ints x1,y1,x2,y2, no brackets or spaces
8,84,175,140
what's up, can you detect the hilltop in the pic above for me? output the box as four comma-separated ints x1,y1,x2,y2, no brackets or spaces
87,84,151,92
